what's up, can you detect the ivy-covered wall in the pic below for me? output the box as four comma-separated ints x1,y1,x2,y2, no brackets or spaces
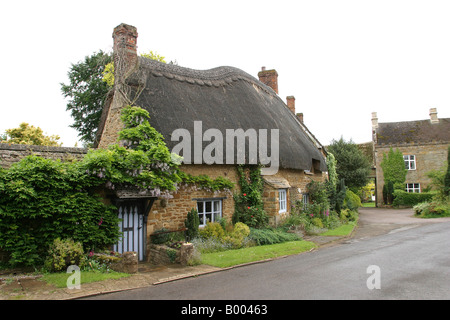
0,143,87,169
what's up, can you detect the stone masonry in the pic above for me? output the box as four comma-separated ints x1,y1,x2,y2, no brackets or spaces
0,143,88,169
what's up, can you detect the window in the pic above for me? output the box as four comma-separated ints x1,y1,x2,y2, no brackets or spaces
197,199,222,227
278,189,287,213
405,183,420,193
302,193,309,209
403,155,416,170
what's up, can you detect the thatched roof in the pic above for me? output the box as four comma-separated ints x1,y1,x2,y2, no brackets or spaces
100,57,327,172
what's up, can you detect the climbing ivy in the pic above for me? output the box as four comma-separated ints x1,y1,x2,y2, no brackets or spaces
0,105,234,267
232,165,268,228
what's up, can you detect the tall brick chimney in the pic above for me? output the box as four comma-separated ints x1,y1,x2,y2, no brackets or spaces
113,23,138,86
258,67,278,94
286,96,295,113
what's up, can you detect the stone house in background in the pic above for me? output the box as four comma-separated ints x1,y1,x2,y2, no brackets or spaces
95,23,327,261
371,108,450,207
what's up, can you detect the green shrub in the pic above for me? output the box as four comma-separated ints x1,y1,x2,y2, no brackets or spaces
393,190,435,207
221,222,251,249
344,190,362,211
184,208,200,241
231,222,250,239
44,238,86,272
311,217,324,228
199,222,225,240
248,228,300,246
151,228,170,244
413,201,450,218
0,156,120,267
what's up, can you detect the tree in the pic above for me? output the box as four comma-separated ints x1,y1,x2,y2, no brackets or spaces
61,50,112,146
380,148,407,190
445,146,450,197
0,122,61,146
101,51,168,87
61,50,171,146
326,153,338,209
327,137,371,191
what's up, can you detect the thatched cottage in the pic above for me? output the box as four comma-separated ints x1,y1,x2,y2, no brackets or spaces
96,23,327,260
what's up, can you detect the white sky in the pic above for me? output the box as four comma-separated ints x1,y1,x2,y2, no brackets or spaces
1,0,449,147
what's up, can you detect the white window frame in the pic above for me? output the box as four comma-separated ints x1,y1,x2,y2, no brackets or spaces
403,155,416,170
278,189,287,213
405,183,420,193
197,199,222,227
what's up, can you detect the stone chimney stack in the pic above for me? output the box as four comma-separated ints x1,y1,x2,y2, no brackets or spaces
371,112,378,144
429,108,439,123
113,23,138,86
286,96,295,113
371,112,378,129
296,112,304,123
258,67,278,94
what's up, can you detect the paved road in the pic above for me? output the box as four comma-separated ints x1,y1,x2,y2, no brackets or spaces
85,208,450,300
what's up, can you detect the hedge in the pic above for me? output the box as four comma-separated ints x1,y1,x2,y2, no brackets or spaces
392,190,435,207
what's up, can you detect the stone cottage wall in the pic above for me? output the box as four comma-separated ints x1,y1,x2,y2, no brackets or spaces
262,168,326,226
147,164,326,236
0,143,88,169
374,142,450,206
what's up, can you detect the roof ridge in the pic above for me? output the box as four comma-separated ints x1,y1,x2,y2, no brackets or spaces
137,57,278,96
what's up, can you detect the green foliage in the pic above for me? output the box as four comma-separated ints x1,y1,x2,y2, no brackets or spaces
392,190,435,207
178,172,234,192
0,122,61,146
248,228,300,246
326,153,338,209
232,165,268,228
44,238,86,272
380,148,407,191
327,137,371,190
61,50,112,146
193,222,252,252
199,222,225,240
344,189,362,211
0,156,120,267
444,146,450,197
81,106,182,195
102,51,169,87
140,51,167,63
185,208,200,241
426,166,448,201
307,180,330,212
166,248,177,263
413,201,450,218
335,178,347,213
151,228,170,244
311,217,324,228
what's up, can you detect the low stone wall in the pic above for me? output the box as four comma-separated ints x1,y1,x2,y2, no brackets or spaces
149,243,194,266
0,143,88,168
94,251,139,273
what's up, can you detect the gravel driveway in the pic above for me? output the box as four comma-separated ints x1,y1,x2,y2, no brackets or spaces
353,207,450,240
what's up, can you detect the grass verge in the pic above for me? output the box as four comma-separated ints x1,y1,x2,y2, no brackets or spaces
41,271,131,288
200,240,316,268
319,221,357,236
